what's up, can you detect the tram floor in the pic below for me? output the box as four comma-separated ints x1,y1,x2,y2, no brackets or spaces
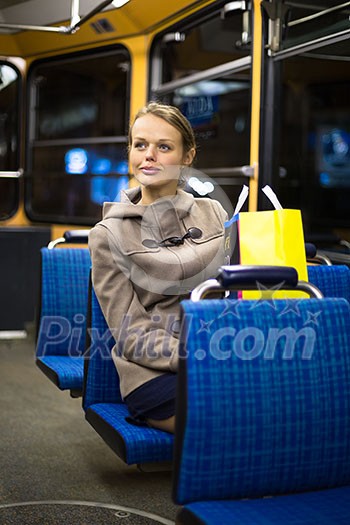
0,336,177,525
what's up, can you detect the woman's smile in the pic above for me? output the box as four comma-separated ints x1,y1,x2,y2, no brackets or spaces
139,165,161,175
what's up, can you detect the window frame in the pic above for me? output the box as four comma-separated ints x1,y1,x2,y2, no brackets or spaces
24,45,131,225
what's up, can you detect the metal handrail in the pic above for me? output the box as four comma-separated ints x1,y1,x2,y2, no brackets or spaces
287,1,350,27
191,277,324,301
311,254,332,266
0,170,23,179
204,166,254,178
152,56,251,95
47,238,65,249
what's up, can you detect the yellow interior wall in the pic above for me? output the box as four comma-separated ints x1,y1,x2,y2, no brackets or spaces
0,33,21,55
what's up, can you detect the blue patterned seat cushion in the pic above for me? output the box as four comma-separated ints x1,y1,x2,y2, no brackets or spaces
308,264,350,302
85,403,174,465
175,297,350,504
36,248,91,357
36,356,84,390
83,287,122,408
179,485,350,525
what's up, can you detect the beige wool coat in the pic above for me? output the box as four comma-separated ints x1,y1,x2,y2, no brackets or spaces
89,186,227,398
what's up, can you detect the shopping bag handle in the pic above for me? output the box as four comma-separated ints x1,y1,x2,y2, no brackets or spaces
230,185,283,218
190,265,323,301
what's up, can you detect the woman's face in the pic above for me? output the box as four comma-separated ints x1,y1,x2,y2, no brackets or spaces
129,113,194,195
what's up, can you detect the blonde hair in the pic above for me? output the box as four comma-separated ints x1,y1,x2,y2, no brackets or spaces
128,101,196,165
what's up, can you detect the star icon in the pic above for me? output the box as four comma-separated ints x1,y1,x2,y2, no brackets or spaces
278,299,302,318
248,280,285,311
218,301,242,319
197,318,215,334
304,310,322,326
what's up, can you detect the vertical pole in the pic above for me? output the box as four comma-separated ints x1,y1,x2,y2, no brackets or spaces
70,0,81,27
128,35,149,186
129,35,149,118
249,0,263,211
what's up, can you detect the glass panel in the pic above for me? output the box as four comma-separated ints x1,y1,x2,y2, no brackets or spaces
32,52,129,140
28,143,129,224
152,6,252,214
27,48,130,223
158,74,251,214
282,1,350,50
159,8,250,83
0,179,19,220
274,38,350,231
0,63,20,220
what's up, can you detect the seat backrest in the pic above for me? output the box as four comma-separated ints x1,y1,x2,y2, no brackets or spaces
173,296,350,505
83,284,122,410
36,248,91,357
308,264,350,303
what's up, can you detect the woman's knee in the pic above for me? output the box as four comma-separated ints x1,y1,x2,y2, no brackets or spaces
147,415,175,434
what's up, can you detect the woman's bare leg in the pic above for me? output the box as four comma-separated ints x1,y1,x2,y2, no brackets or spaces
147,416,175,433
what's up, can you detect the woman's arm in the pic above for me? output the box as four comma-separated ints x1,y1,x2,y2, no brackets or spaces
89,224,179,372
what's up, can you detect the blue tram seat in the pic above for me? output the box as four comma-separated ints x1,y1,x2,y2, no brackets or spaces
83,286,174,466
173,288,350,523
308,264,350,303
35,247,91,396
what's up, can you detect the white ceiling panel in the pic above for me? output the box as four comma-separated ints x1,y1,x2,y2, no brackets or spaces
0,0,115,26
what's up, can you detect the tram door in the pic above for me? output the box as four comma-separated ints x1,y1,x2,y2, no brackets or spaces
150,2,253,217
261,0,350,240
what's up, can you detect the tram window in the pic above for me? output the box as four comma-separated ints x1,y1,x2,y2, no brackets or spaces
153,3,250,84
156,78,251,215
26,48,130,224
316,126,350,189
274,40,350,231
0,63,20,220
151,3,252,214
282,1,350,51
0,179,19,220
29,143,128,225
32,53,128,140
165,78,251,170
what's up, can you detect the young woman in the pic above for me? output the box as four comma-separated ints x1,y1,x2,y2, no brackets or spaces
89,102,227,433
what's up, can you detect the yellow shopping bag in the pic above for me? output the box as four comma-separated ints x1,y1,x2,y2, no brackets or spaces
225,186,308,299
